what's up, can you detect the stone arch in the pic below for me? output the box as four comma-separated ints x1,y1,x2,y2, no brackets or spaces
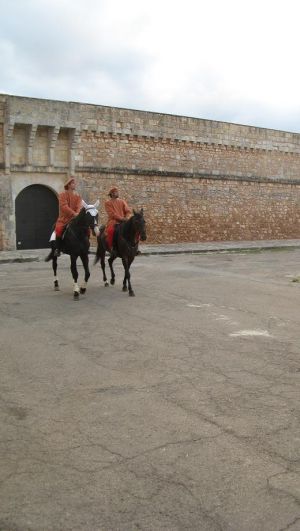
15,184,58,249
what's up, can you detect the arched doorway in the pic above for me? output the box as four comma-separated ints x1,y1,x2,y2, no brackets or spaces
15,185,58,249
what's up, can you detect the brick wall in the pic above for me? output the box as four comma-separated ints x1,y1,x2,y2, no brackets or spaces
78,130,300,180
1,93,300,250
79,172,300,243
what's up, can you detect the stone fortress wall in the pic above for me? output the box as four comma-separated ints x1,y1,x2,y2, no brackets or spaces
1,93,300,250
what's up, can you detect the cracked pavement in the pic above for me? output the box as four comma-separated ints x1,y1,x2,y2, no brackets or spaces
0,249,299,530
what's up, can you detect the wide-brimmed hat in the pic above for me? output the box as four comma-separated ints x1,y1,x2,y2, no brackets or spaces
108,186,118,195
64,177,75,190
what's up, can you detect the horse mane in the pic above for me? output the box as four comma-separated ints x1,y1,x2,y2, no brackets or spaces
69,208,87,227
121,212,144,243
121,216,135,240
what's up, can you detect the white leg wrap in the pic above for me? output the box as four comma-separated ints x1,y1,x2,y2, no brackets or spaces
81,280,87,289
74,283,80,293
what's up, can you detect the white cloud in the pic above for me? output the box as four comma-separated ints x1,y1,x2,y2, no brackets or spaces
1,0,300,131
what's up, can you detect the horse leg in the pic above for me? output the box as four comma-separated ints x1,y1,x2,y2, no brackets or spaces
80,254,90,294
127,258,135,297
70,255,80,300
53,255,60,291
100,249,109,287
45,243,60,290
108,254,116,285
122,257,135,296
121,257,128,292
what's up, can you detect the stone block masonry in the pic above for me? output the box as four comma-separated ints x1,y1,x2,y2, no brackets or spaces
81,172,300,244
1,93,300,250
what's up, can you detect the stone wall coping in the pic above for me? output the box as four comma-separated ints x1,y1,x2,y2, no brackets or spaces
2,93,300,154
77,165,300,185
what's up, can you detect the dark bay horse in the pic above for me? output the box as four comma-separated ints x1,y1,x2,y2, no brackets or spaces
45,202,99,299
94,209,147,296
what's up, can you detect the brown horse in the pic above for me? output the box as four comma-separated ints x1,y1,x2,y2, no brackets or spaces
94,209,147,296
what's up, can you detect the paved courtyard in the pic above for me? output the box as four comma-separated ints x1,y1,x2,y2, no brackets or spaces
0,249,300,530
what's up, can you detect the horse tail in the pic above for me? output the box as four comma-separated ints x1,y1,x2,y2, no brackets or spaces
94,250,100,265
94,239,101,265
94,229,106,265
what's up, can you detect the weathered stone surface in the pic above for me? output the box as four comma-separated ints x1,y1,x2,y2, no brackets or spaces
1,93,300,250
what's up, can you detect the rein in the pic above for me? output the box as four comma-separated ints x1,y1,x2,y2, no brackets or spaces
67,209,98,242
118,218,141,252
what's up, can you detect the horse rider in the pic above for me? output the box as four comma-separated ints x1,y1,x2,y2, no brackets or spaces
104,186,132,252
54,176,83,257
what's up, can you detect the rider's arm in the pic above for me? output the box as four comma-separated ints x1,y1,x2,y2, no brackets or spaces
74,195,83,214
122,201,132,219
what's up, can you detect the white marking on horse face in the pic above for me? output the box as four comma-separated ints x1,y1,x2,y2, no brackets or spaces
94,226,100,237
229,329,272,338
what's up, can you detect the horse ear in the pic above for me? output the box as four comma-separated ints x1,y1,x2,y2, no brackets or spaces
82,200,88,210
133,209,136,215
140,208,144,215
94,200,100,209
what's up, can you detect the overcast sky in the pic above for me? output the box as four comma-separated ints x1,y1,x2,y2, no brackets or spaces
1,0,300,132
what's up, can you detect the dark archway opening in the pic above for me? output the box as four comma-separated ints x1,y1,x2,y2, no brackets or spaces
15,185,58,249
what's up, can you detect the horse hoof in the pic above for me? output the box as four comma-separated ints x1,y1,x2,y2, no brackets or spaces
80,288,86,294
110,279,115,285
73,291,80,300
122,286,128,292
104,281,109,287
129,291,135,297
54,285,60,291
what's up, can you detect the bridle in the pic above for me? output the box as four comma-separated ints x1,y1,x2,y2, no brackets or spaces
83,202,100,236
132,214,146,242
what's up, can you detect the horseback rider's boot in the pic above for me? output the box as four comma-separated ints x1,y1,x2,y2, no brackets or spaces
54,236,62,257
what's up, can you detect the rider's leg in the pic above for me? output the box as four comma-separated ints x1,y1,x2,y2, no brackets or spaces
54,225,64,257
106,225,114,251
112,225,119,254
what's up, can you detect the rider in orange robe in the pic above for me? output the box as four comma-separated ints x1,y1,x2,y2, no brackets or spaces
54,177,82,256
104,186,132,250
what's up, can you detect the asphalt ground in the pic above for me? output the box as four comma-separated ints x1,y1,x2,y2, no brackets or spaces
0,249,300,531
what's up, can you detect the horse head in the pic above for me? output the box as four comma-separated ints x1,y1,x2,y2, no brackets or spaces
132,208,147,241
82,200,100,236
